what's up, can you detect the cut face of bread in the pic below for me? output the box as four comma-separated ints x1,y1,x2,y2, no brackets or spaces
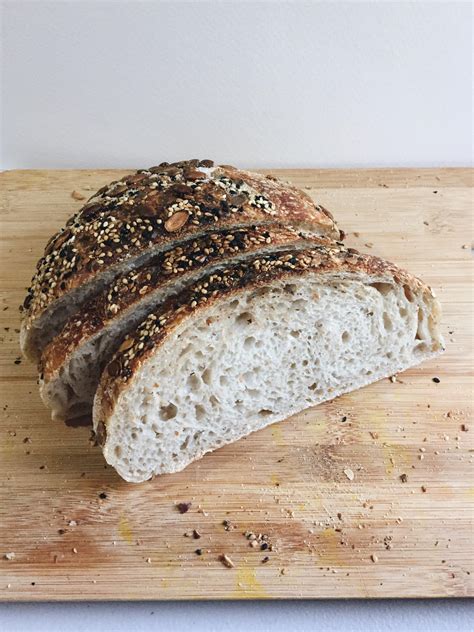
93,247,444,483
39,226,324,421
21,161,340,362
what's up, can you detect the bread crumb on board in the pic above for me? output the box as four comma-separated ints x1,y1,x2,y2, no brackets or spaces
71,190,86,201
343,468,354,481
4,552,15,560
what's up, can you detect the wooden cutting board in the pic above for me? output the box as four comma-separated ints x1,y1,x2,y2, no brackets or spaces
0,168,472,601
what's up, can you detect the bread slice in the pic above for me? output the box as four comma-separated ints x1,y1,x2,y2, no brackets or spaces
21,160,341,362
93,245,444,483
39,225,325,421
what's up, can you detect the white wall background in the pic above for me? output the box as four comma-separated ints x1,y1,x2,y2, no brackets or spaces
1,0,472,170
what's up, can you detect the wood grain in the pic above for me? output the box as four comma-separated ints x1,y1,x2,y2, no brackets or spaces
0,168,472,601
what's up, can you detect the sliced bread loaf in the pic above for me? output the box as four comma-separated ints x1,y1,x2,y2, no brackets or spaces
21,161,340,362
93,245,444,483
39,225,326,421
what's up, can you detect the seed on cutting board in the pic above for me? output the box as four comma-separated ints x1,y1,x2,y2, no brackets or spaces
400,474,408,483
176,502,191,514
432,377,441,383
370,554,378,563
219,554,234,568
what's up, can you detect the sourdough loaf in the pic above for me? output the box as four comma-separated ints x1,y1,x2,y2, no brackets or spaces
21,160,341,362
93,244,444,483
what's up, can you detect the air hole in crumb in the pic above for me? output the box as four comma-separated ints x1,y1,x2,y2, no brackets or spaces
290,330,301,339
242,371,254,386
246,388,260,398
180,343,193,357
415,341,429,353
131,432,138,440
290,362,296,369
308,382,318,391
114,445,122,458
341,331,350,343
403,285,415,302
293,298,307,309
386,351,393,359
258,409,274,417
202,367,212,385
244,336,256,349
219,374,228,386
187,373,200,390
236,311,253,326
180,436,190,451
399,307,408,318
383,312,393,331
195,404,206,421
229,299,239,309
415,307,424,340
209,395,219,407
302,359,308,366
428,313,437,336
284,283,298,294
159,403,178,421
370,282,393,296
